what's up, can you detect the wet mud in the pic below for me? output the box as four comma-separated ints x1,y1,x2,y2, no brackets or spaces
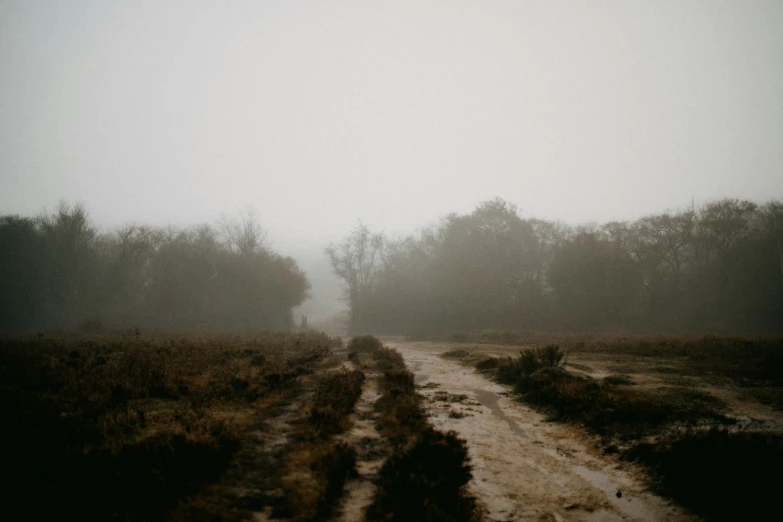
388,341,699,522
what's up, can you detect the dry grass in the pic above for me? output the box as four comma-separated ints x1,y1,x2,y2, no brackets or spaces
347,334,384,353
433,330,783,388
276,440,358,521
274,369,366,521
626,429,783,521
467,335,782,521
481,348,729,440
308,369,366,436
367,428,479,522
441,348,471,359
367,340,480,521
0,331,333,521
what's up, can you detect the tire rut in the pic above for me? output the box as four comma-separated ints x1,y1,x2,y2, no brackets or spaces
389,341,699,522
334,369,388,522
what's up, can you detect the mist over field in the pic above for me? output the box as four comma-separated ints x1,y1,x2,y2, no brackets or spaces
1,0,781,333
3,4,783,521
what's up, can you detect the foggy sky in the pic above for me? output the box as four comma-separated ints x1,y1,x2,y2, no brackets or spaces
2,0,782,246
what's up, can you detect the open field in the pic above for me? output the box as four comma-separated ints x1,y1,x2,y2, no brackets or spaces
0,331,343,520
4,331,781,521
398,333,783,521
0,333,480,522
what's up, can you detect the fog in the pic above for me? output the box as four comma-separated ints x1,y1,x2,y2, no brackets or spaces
1,1,782,330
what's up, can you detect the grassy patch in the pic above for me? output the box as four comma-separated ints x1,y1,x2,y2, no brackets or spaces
495,345,566,381
276,441,359,521
309,369,365,436
602,374,635,386
484,347,728,440
432,391,470,403
441,349,471,359
372,343,408,374
347,334,384,353
746,387,783,411
0,331,333,521
277,369,366,521
626,429,783,521
368,343,479,521
564,335,783,387
367,428,478,522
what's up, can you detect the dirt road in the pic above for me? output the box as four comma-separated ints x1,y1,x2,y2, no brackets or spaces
387,340,698,522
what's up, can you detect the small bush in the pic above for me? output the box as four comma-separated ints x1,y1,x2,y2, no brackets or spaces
441,349,470,359
367,428,478,522
537,344,566,368
626,429,783,521
475,357,499,371
496,345,566,383
309,370,365,436
603,374,634,386
313,442,358,519
347,335,384,353
373,346,406,371
376,367,424,440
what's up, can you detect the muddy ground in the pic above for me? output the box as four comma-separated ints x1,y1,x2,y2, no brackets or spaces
383,339,783,522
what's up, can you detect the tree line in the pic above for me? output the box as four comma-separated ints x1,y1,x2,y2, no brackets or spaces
0,204,310,332
328,198,783,334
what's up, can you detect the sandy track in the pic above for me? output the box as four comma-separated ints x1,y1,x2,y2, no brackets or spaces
388,341,698,522
336,369,387,522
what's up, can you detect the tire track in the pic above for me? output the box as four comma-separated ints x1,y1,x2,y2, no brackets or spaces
389,340,698,522
335,369,388,522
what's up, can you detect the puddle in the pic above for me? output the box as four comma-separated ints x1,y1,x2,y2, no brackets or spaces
473,388,527,438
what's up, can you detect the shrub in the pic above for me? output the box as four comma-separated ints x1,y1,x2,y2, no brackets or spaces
0,331,335,521
373,346,406,371
496,345,566,383
367,428,478,522
626,429,783,521
347,335,384,353
309,370,365,436
537,344,566,368
603,374,634,386
475,357,499,371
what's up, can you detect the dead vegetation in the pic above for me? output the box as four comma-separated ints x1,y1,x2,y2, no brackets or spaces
0,331,491,521
480,350,729,440
274,369,366,521
348,335,384,354
367,344,479,522
463,334,783,521
626,429,783,521
0,331,336,521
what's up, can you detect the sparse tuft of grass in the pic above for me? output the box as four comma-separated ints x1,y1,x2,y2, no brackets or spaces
441,349,471,359
496,345,566,382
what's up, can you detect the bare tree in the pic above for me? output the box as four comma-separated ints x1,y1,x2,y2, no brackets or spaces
220,207,267,256
325,222,384,332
